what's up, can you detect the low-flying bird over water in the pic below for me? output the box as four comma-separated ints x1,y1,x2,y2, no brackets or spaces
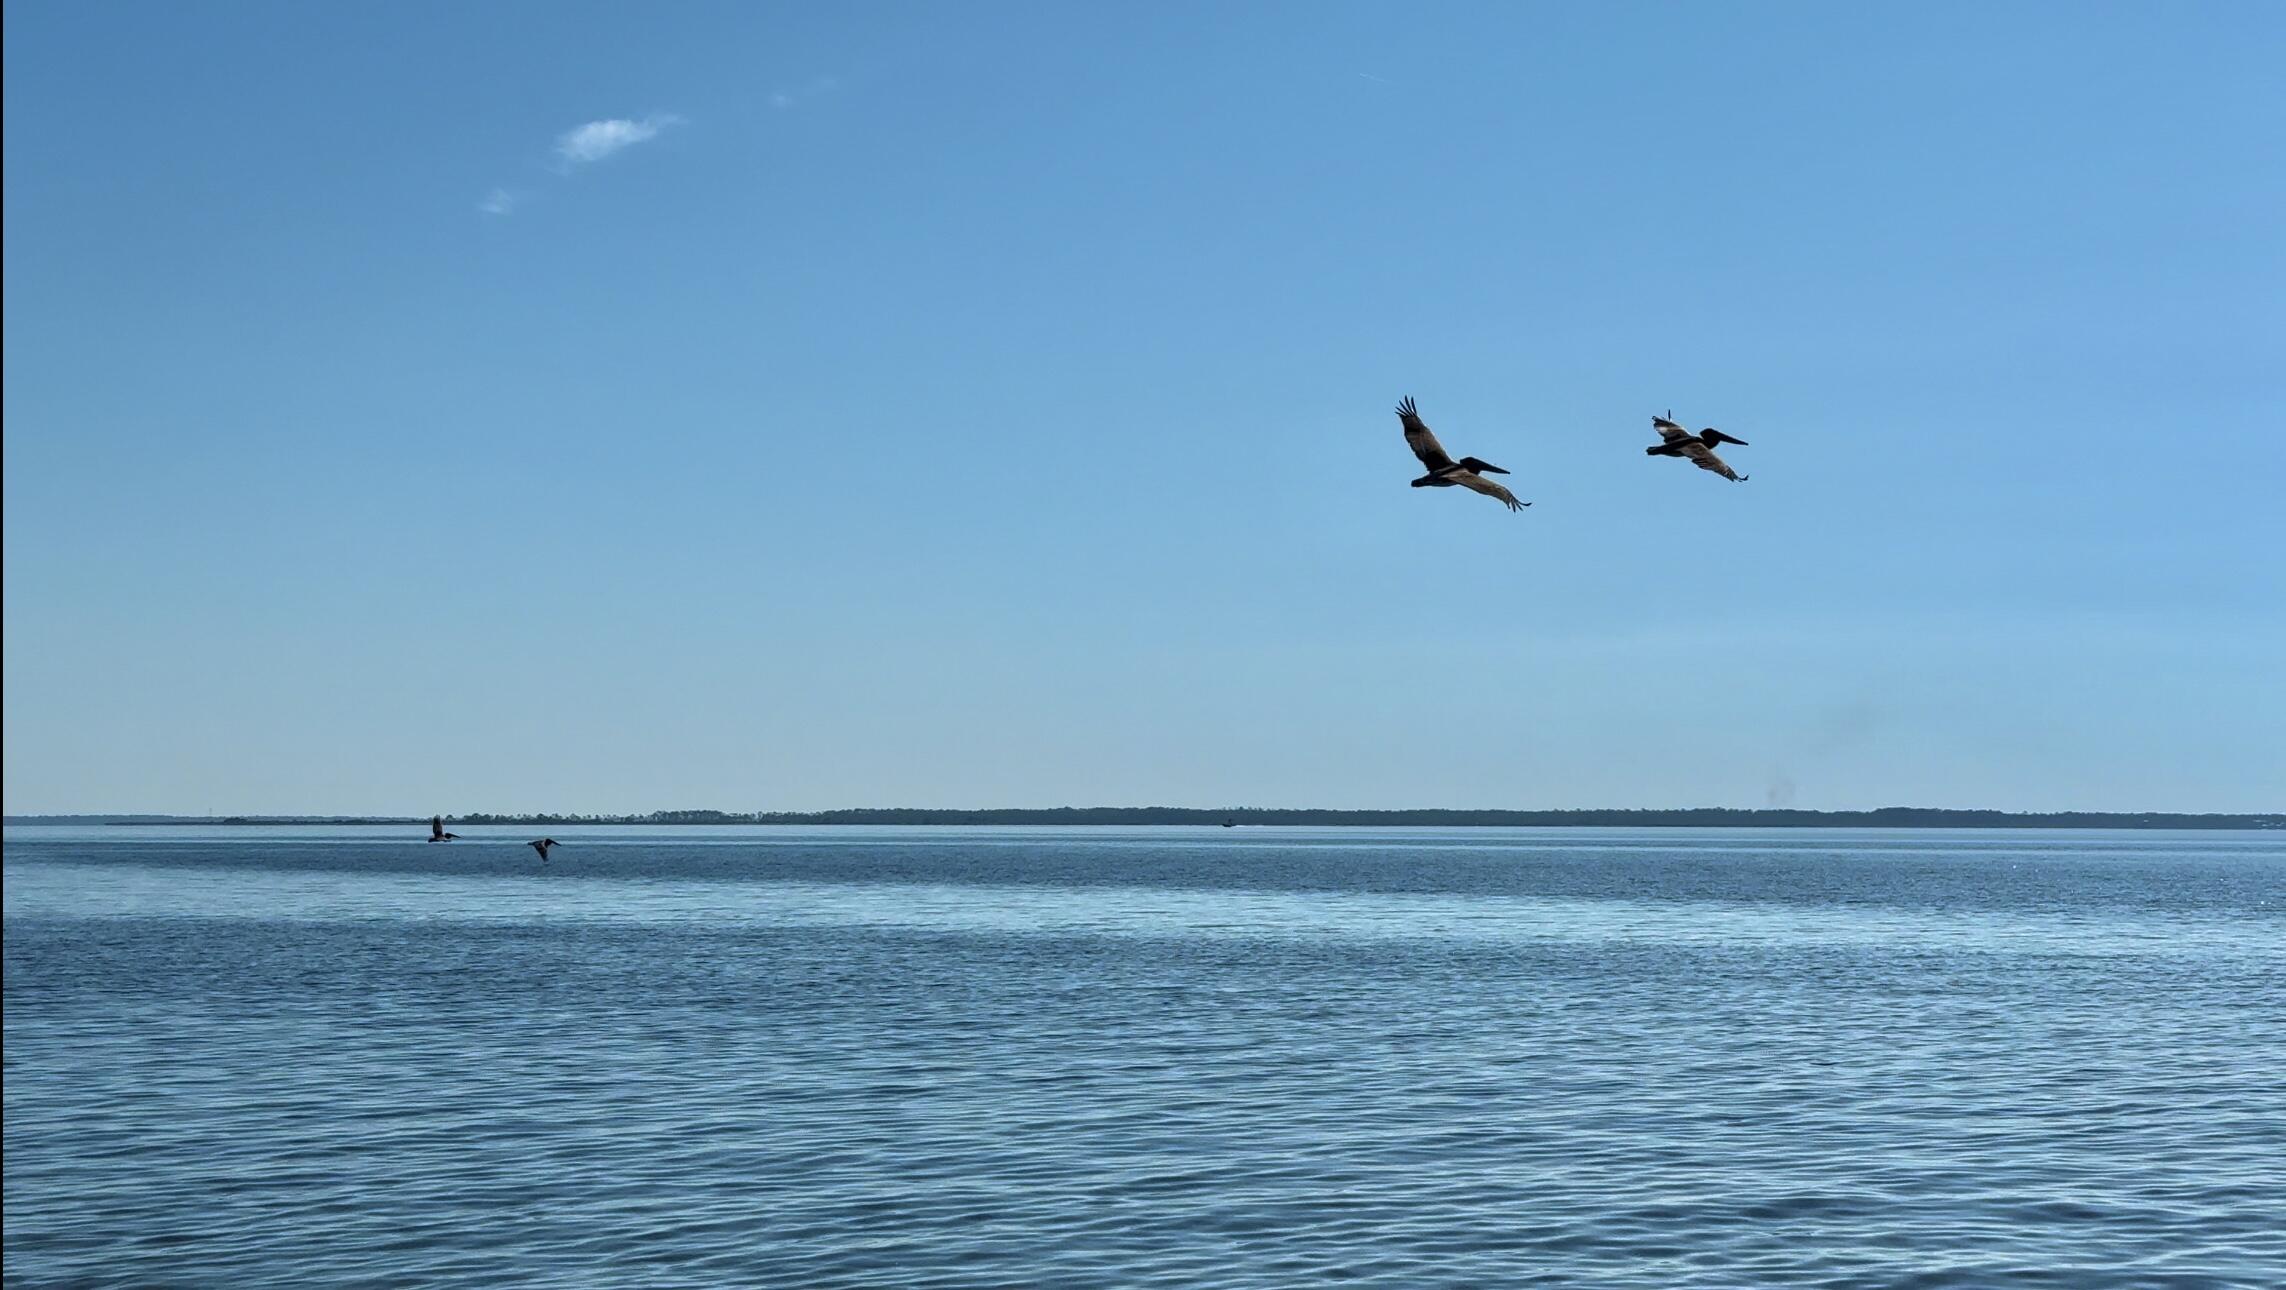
428,815,459,843
529,838,559,862
1647,412,1750,482
1396,397,1529,512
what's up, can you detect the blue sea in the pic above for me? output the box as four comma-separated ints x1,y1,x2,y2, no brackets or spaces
5,826,2282,1287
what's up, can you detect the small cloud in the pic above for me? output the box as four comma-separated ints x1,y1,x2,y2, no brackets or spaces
769,76,839,109
554,113,684,166
475,112,684,220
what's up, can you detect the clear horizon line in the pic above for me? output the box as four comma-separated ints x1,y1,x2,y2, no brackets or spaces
8,805,2279,821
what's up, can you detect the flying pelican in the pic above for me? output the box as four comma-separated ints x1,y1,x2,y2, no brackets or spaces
1646,412,1749,481
1396,397,1529,511
529,838,559,862
428,815,459,843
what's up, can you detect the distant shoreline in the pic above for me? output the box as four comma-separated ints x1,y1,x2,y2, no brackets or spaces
7,808,2280,830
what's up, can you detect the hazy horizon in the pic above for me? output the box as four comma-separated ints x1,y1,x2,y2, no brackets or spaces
7,3,2283,816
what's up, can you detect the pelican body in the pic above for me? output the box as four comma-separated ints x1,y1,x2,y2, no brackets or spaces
530,838,559,861
1647,413,1749,481
428,815,459,843
1396,397,1529,511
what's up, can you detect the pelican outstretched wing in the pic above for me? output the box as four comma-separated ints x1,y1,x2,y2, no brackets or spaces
1451,470,1529,511
1652,414,1692,445
1680,442,1745,480
1398,397,1456,472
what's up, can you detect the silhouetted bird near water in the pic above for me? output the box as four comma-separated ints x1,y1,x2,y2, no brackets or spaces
529,838,559,862
1396,397,1529,511
1647,412,1750,481
428,815,459,843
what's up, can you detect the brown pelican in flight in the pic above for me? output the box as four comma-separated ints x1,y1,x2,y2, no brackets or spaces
1396,397,1529,511
428,815,459,843
1647,412,1749,481
529,838,559,862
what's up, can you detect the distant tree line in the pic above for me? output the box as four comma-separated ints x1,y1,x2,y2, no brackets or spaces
450,809,754,826
51,806,2263,829
738,806,2281,829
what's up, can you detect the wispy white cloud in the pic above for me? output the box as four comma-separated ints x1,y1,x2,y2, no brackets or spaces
769,76,840,110
476,112,685,219
554,113,684,166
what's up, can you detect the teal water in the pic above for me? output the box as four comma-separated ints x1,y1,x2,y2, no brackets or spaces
5,827,2282,1287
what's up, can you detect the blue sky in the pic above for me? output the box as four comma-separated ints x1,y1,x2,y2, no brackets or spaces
5,1,2281,814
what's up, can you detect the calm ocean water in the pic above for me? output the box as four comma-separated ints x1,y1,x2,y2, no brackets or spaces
4,826,2281,1287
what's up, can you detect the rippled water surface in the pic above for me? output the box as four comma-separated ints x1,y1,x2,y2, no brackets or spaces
6,826,2283,1287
